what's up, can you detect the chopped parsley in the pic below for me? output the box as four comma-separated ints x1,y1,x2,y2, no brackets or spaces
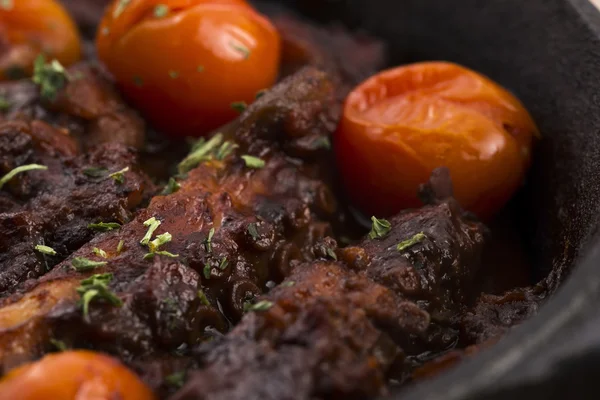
140,217,161,245
218,257,228,270
113,0,131,18
197,290,210,306
161,177,181,195
149,232,172,252
0,96,11,111
165,371,185,388
397,232,426,252
143,250,178,259
215,141,237,160
230,42,250,59
50,338,67,351
154,4,169,18
168,70,179,79
245,300,273,312
204,228,215,253
230,101,247,113
93,247,108,258
325,247,337,260
117,240,124,253
241,155,265,169
203,263,212,279
255,89,267,99
177,133,223,174
368,217,391,240
77,273,122,318
315,136,332,150
0,164,47,190
82,167,108,178
0,0,13,10
72,257,108,271
247,223,259,240
281,281,295,287
35,244,57,256
88,222,121,231
32,55,69,101
108,167,129,184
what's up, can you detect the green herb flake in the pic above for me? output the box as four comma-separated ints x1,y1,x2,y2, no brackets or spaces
368,216,392,240
0,96,11,111
218,257,228,270
35,244,57,256
315,136,331,150
281,281,295,287
247,223,259,241
230,101,247,113
77,273,122,319
168,70,179,79
246,300,273,312
116,240,124,254
149,232,172,252
0,164,47,190
165,371,185,388
82,167,108,178
397,232,426,252
154,4,169,18
32,55,69,101
215,141,237,161
230,42,250,59
93,247,108,258
88,222,121,231
326,247,337,260
108,167,129,184
161,177,181,195
113,0,131,18
177,133,223,174
204,228,215,253
143,250,179,260
203,263,212,280
133,75,143,87
50,338,67,351
141,217,161,245
81,273,113,286
197,290,210,306
255,89,267,99
241,155,265,169
0,0,13,10
196,65,204,73
72,257,108,271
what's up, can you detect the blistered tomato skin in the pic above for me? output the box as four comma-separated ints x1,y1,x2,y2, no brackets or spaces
335,61,539,220
96,0,281,138
0,0,82,80
0,350,156,400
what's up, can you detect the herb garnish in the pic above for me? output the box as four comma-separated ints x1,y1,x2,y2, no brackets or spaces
204,228,215,253
245,300,273,312
154,4,169,18
241,155,265,169
247,223,259,240
0,96,10,111
50,338,67,351
0,164,47,190
315,137,331,150
35,244,57,256
230,42,250,59
165,371,185,388
141,217,161,245
93,247,108,258
161,177,180,195
82,167,108,178
197,290,210,306
76,273,122,318
143,250,179,259
149,232,172,252
230,101,247,113
255,89,267,99
108,167,129,184
88,222,121,231
325,247,337,260
177,133,223,174
0,0,13,10
368,217,392,239
281,281,295,287
117,240,124,253
113,0,131,18
72,257,108,271
218,257,228,270
203,263,212,279
215,141,237,160
397,232,426,252
32,55,69,100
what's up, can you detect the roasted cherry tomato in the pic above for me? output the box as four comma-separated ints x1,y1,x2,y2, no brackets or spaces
96,0,281,137
0,350,155,400
335,61,539,220
0,0,82,80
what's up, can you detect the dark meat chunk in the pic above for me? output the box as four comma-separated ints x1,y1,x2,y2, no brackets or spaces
0,63,145,150
0,119,153,295
172,168,488,400
0,68,339,374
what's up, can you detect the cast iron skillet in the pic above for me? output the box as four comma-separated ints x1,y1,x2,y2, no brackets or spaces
289,0,600,398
